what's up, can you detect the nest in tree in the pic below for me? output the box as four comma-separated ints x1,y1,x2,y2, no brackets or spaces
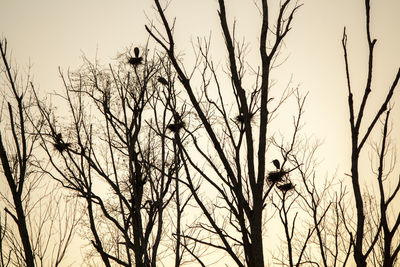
128,56,143,66
235,112,255,123
167,121,185,132
52,133,70,152
277,182,295,192
267,170,286,183
53,142,71,153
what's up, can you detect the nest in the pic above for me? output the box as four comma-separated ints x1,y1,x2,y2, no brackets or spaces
167,121,185,132
266,170,286,183
235,112,255,123
53,133,70,153
128,56,143,66
277,182,295,192
53,142,71,153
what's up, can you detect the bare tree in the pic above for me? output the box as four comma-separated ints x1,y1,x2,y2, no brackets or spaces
0,38,35,267
284,143,353,267
268,89,352,267
146,1,305,266
0,38,77,267
342,0,400,266
33,47,188,266
374,110,400,267
3,0,399,266
0,210,11,267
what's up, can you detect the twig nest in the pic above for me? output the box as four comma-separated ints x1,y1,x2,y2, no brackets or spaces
267,170,286,183
53,142,71,153
128,56,143,66
277,182,295,192
235,112,254,123
53,132,71,152
167,121,185,132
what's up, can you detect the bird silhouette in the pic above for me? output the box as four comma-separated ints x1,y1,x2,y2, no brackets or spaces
134,47,140,57
55,133,62,143
272,159,280,169
157,76,168,86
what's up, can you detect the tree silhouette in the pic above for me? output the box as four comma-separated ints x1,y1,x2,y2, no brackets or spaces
1,0,399,266
0,38,78,267
342,0,400,266
33,48,190,266
147,0,304,265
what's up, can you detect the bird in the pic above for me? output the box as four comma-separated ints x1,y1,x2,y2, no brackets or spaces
134,47,140,58
272,159,280,170
54,133,62,143
157,76,168,86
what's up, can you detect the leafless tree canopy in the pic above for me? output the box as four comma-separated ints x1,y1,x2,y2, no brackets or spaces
0,39,78,267
0,0,399,266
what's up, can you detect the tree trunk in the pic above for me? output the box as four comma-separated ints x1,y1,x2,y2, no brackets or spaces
249,196,265,267
14,198,35,267
351,154,366,267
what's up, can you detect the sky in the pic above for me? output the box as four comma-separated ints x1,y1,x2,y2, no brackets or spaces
1,0,399,169
1,0,400,266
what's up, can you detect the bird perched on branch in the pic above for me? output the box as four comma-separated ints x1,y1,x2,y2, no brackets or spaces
157,76,168,86
272,159,280,170
55,133,62,143
134,47,140,58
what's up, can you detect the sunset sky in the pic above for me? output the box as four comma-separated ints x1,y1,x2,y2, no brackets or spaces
1,0,399,166
1,0,399,265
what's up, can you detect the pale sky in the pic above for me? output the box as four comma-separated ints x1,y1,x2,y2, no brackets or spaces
1,0,400,266
1,1,399,169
